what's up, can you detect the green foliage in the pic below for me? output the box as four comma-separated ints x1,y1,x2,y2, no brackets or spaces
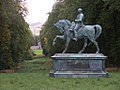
0,1,14,69
97,0,120,67
0,25,14,69
28,30,35,46
0,0,30,70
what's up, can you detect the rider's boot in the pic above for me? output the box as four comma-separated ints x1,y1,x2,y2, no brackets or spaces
73,31,77,41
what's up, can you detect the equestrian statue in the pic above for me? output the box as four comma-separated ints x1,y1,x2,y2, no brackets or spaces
52,8,102,54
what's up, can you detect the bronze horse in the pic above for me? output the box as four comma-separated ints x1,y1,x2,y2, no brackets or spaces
53,19,102,53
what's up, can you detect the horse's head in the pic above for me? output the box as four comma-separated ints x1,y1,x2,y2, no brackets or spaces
54,19,71,33
54,21,64,33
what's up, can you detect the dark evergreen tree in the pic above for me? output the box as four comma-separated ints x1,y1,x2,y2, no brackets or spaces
0,0,30,69
98,0,120,67
0,5,14,69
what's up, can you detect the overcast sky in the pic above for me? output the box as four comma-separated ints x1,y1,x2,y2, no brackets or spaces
25,0,56,24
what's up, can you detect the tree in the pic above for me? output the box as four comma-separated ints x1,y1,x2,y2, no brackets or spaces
0,7,13,69
0,0,30,70
98,0,120,67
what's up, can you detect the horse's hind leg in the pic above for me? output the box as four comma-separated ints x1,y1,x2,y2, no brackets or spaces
79,38,88,54
91,40,100,54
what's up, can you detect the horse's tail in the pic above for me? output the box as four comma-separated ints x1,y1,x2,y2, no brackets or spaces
88,25,102,46
94,25,102,40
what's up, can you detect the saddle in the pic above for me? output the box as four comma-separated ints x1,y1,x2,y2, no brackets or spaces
69,24,84,32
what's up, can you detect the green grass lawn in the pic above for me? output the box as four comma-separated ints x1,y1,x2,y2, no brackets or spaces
33,49,43,56
32,49,45,59
0,58,120,90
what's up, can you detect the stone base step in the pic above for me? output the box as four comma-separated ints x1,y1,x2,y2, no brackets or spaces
53,71,108,78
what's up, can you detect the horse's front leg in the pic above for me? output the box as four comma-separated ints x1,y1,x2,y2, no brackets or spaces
52,35,65,45
62,37,70,53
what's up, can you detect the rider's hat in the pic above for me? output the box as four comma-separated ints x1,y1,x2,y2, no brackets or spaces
78,8,82,12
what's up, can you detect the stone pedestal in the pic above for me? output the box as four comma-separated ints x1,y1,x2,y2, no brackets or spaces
50,53,108,78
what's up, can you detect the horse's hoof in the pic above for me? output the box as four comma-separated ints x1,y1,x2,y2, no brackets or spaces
96,52,99,54
78,51,82,54
52,42,55,46
62,51,65,53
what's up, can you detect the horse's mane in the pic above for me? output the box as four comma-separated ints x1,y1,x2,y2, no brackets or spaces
59,19,71,27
